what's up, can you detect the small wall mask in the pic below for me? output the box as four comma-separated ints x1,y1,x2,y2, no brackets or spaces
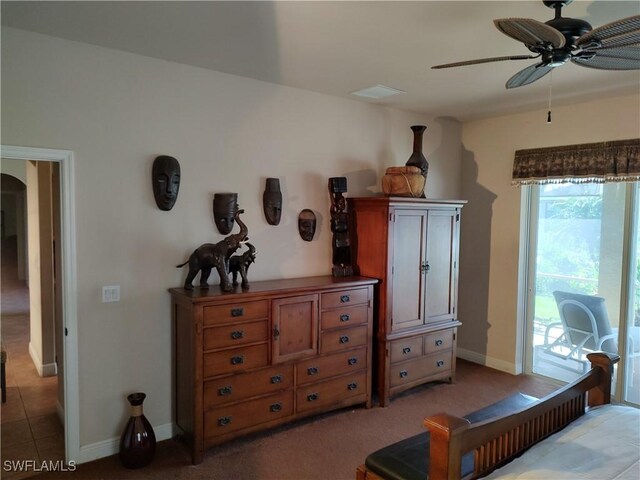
298,209,317,242
152,155,180,211
213,193,239,234
263,177,282,226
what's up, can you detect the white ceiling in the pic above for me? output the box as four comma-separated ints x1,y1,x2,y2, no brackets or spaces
2,1,639,121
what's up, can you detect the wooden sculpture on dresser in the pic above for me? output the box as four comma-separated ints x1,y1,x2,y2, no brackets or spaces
328,177,353,277
228,242,256,289
176,208,249,291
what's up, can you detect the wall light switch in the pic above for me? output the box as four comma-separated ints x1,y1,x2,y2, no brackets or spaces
102,285,120,303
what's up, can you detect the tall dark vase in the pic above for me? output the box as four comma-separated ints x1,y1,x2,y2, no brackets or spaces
119,393,156,469
405,125,429,178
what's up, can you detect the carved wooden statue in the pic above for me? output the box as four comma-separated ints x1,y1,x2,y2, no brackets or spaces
229,242,256,289
177,208,249,291
329,177,353,277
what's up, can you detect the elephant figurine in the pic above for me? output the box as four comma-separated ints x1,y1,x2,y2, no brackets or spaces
176,208,249,292
229,243,256,289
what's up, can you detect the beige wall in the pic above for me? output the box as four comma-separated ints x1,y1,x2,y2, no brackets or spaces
1,27,462,449
458,93,640,372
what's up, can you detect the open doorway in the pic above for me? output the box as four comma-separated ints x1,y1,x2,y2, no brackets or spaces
1,161,65,470
1,145,79,468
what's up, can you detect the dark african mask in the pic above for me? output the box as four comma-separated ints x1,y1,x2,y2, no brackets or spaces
263,178,282,226
152,155,180,211
213,193,238,234
298,209,317,242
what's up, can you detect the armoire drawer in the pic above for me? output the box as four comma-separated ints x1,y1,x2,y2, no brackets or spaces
204,364,294,408
320,325,368,354
203,320,269,350
423,330,454,354
296,371,367,413
203,300,268,325
296,348,367,386
389,351,452,388
203,343,269,377
321,288,369,309
320,304,369,330
390,336,423,363
204,390,294,438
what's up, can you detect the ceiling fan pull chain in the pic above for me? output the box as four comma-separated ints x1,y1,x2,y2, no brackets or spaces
547,69,553,123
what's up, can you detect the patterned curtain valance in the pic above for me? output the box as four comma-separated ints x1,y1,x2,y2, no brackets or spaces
512,139,640,186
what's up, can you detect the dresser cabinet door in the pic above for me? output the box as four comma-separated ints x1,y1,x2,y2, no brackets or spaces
272,294,319,364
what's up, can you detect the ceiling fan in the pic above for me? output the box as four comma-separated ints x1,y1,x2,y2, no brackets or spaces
432,0,640,89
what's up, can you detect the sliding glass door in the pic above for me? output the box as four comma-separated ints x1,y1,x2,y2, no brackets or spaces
525,182,638,405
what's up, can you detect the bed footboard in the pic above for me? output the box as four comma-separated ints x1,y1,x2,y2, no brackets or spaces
424,352,619,480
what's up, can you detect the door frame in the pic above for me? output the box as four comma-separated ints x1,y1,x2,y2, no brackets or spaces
1,145,79,463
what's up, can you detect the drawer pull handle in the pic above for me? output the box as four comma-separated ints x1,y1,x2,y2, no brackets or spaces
347,382,358,391
273,327,280,339
307,393,319,402
435,339,443,347
271,374,283,384
307,367,319,376
339,335,350,344
230,308,244,317
348,357,358,366
340,314,350,322
340,295,350,303
218,416,232,427
270,402,282,413
230,355,244,365
218,386,232,396
230,330,245,340
400,370,408,378
402,347,411,354
436,360,445,368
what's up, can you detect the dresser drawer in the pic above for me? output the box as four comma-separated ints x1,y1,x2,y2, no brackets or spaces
321,288,369,310
203,300,268,325
204,390,294,438
320,304,368,330
423,330,454,354
204,320,269,350
296,371,367,413
389,351,452,388
320,325,368,354
203,344,269,377
296,348,367,386
390,336,423,364
204,365,294,408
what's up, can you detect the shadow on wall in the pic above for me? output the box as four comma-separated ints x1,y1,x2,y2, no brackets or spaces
430,117,463,199
458,145,497,360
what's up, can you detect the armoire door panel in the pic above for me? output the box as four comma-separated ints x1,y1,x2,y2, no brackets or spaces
424,211,456,323
391,210,426,330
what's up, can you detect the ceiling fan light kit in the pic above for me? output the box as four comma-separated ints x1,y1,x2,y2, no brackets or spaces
432,0,640,89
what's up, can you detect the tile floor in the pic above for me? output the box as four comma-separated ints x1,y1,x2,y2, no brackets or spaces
2,238,65,479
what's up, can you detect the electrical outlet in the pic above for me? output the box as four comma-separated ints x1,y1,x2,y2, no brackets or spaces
102,285,120,303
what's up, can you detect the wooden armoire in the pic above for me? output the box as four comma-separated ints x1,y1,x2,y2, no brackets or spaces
348,197,465,406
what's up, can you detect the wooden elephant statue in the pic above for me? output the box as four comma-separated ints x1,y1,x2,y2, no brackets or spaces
176,209,248,292
229,243,256,289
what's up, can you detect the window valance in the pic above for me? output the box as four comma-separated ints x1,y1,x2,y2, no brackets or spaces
512,138,640,186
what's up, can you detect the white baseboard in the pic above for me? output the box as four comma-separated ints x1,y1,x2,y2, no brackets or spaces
28,342,57,377
457,348,518,375
77,422,175,465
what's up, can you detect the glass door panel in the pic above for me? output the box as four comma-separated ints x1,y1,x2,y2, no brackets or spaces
529,183,625,384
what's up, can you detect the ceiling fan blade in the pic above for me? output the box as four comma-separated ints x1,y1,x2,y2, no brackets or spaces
578,15,640,50
431,55,539,69
506,63,553,89
494,18,565,49
572,46,640,70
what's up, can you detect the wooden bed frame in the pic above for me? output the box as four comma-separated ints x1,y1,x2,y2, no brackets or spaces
357,352,620,480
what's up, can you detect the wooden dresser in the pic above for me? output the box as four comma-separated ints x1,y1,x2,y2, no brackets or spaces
348,197,465,406
170,275,376,463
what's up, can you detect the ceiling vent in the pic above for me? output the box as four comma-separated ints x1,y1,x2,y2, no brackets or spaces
350,84,406,99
